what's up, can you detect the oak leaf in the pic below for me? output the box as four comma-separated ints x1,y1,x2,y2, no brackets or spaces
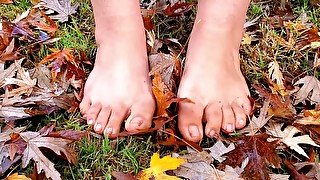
222,134,281,180
139,152,185,180
294,76,320,105
240,99,271,135
20,131,75,180
40,0,79,22
266,123,320,158
207,140,235,163
268,61,286,96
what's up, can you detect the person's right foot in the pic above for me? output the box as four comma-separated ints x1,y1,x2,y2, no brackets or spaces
79,15,155,138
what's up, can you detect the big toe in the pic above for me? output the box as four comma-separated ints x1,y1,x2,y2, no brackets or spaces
178,101,203,142
125,99,155,132
79,97,91,117
204,102,223,138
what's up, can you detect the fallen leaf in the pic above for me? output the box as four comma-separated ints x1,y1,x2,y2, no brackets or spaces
269,174,290,180
20,131,76,180
112,171,137,180
6,173,31,180
240,99,271,135
294,76,320,105
268,61,286,96
0,0,13,4
40,0,79,22
206,140,235,163
266,123,320,158
222,134,281,180
139,152,185,180
295,109,320,125
295,162,320,179
254,84,296,118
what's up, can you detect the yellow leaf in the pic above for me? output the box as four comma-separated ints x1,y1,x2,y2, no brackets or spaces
6,173,31,180
139,153,185,180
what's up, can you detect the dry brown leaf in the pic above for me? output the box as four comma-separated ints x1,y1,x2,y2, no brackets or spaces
40,0,79,22
0,0,13,4
266,123,320,158
294,76,320,105
20,131,75,180
268,61,286,96
240,99,271,135
206,140,235,163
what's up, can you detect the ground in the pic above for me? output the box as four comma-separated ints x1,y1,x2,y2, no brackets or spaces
0,0,320,179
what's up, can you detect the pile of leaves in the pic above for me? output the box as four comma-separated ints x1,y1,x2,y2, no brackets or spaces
1,0,88,179
1,0,320,179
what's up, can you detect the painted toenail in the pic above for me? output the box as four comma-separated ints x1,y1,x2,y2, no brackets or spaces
131,117,143,126
226,124,234,132
88,119,94,125
94,123,102,131
238,118,245,126
105,127,113,135
189,125,200,138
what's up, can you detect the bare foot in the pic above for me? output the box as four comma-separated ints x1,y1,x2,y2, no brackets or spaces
177,22,252,142
80,14,155,137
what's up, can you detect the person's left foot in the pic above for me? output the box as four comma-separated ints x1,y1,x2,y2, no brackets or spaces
177,22,252,142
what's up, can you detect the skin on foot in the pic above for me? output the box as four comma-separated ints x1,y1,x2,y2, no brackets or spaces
79,28,155,138
177,24,252,142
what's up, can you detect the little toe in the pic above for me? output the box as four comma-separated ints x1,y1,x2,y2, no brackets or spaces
222,105,236,133
86,103,102,125
125,99,155,132
204,102,223,138
79,97,91,116
231,102,247,129
104,106,129,138
178,101,204,142
94,106,111,133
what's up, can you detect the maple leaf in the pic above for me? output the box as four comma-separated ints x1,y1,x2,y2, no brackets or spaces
139,152,185,180
6,173,31,180
20,131,76,180
152,73,189,117
222,134,281,180
294,76,320,105
40,0,79,22
266,123,320,158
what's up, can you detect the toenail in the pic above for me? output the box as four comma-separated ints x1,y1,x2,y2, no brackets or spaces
209,130,216,138
94,123,102,132
189,125,200,138
238,118,245,126
88,119,94,125
131,117,143,126
226,124,234,132
105,127,113,135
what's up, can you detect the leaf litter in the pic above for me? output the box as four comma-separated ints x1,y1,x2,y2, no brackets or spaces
1,0,320,179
